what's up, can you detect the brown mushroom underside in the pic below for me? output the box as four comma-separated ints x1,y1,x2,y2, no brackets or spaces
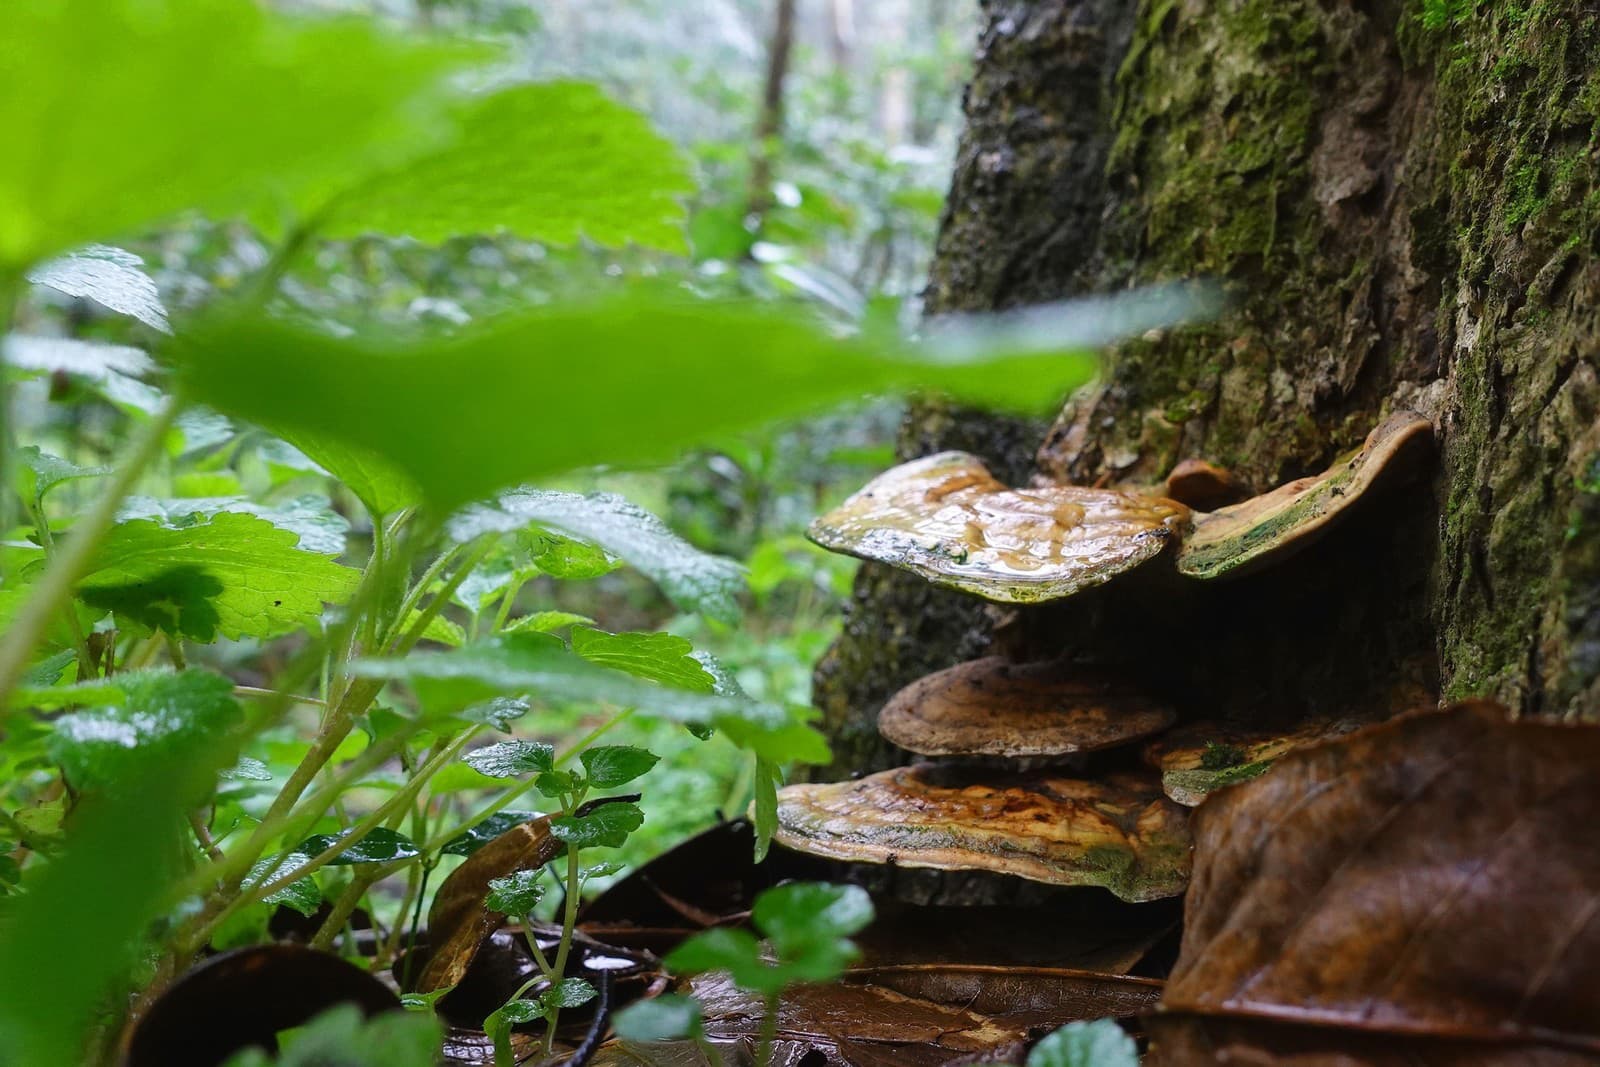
879,656,1176,758
807,451,1191,604
772,764,1192,903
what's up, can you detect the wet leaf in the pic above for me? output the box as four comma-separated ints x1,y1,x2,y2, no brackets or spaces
613,995,705,1041
441,811,541,857
580,744,661,788
552,802,645,849
484,869,546,917
295,826,420,866
27,244,170,332
462,739,555,778
1149,701,1600,1065
572,628,716,692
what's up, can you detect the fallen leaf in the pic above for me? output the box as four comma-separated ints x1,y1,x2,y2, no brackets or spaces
1148,701,1600,1065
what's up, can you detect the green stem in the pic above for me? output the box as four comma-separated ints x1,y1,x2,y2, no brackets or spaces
0,396,181,704
758,992,778,1067
544,844,583,1053
0,270,21,571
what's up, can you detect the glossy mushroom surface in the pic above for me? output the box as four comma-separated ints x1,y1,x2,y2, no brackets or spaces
879,656,1176,758
1142,712,1386,806
1176,411,1433,581
807,452,1190,603
772,764,1191,902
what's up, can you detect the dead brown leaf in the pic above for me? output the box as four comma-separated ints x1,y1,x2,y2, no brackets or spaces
1148,701,1600,1065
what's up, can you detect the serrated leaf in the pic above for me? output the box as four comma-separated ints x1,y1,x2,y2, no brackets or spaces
4,335,154,380
1026,1020,1138,1067
462,739,554,778
1,0,483,270
485,869,546,916
118,494,351,556
48,670,241,801
294,826,419,866
452,490,744,623
171,288,1156,517
15,446,109,505
540,977,598,1011
461,697,527,730
67,512,359,642
352,633,828,765
322,82,691,251
579,744,660,789
247,857,322,917
571,628,715,692
440,810,541,857
551,803,643,849
265,428,421,520
506,611,593,634
26,244,170,332
525,530,619,580
535,770,578,798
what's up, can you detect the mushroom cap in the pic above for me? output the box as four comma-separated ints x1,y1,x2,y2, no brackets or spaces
807,451,1191,604
1164,458,1244,511
1142,712,1385,806
1176,411,1433,580
879,656,1177,758
772,764,1192,902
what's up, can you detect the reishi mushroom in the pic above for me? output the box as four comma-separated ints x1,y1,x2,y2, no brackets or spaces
878,655,1176,759
1141,712,1386,807
1175,410,1434,581
772,764,1191,903
806,451,1191,603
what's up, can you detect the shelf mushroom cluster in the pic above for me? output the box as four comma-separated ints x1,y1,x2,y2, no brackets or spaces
771,411,1435,904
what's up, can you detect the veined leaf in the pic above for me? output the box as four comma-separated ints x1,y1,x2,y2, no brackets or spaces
322,82,692,252
4,335,154,380
15,446,110,506
118,494,350,556
48,670,242,802
571,628,716,692
26,244,170,332
66,512,359,642
451,490,744,622
172,292,1122,515
264,428,421,520
1,0,482,269
351,632,828,764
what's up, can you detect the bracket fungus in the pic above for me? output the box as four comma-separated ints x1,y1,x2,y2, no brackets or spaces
807,451,1191,603
1164,458,1243,512
879,655,1176,759
771,765,1192,903
1142,713,1385,807
1175,411,1433,581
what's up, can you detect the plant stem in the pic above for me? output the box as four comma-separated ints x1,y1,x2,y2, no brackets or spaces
758,992,779,1067
233,685,325,707
543,844,584,1054
0,270,21,571
0,396,181,704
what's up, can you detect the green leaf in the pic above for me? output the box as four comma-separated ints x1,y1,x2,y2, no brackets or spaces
221,756,273,782
49,670,242,802
248,858,323,917
664,927,780,994
611,995,704,1042
526,531,620,580
14,446,109,506
490,1000,543,1027
118,493,350,556
550,802,644,849
579,744,660,788
0,724,232,1062
265,428,422,520
26,245,170,332
571,628,715,692
452,491,743,623
753,882,874,959
1025,1020,1139,1067
295,826,420,865
752,757,779,863
4,335,153,381
485,869,546,916
505,611,594,634
68,512,359,642
0,0,482,269
535,770,578,798
460,697,528,730
539,977,598,1011
351,633,826,765
322,81,692,252
171,291,1120,515
221,1003,442,1067
462,739,555,778
440,811,542,857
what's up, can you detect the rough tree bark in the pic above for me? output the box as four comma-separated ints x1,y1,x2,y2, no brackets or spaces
814,0,1600,779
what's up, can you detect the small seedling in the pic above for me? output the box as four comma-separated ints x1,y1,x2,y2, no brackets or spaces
655,881,874,1067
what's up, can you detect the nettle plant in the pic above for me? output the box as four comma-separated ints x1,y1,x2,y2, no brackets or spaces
0,2,1191,1063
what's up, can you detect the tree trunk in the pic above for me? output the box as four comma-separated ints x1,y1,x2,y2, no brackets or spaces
814,0,1600,780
